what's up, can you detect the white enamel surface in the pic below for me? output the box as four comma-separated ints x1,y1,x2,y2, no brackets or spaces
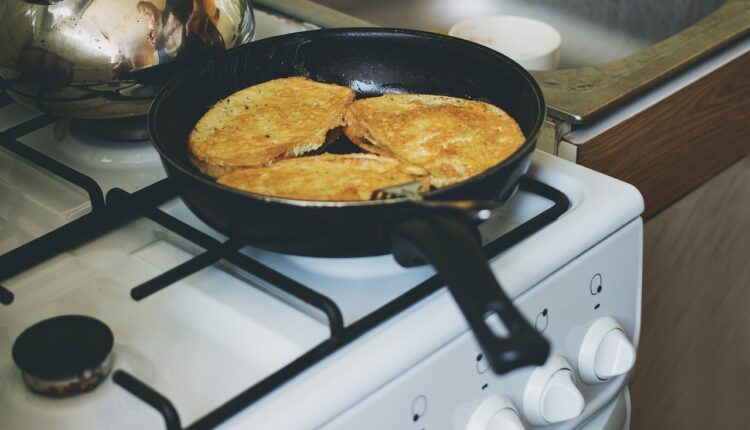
0,104,93,255
449,15,561,70
17,122,165,195
0,146,91,255
234,218,642,430
0,344,161,430
488,151,643,301
0,102,41,132
578,317,636,384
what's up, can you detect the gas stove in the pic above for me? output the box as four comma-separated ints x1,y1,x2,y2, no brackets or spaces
0,7,643,430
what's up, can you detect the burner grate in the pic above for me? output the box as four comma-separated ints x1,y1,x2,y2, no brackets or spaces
0,93,12,107
3,176,565,430
184,177,569,430
0,112,107,304
114,372,182,430
105,186,345,336
0,286,12,306
0,100,570,429
1,115,104,209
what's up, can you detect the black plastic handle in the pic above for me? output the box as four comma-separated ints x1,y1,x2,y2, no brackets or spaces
388,212,550,374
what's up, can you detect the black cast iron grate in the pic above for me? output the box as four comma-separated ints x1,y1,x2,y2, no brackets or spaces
118,176,568,430
0,103,570,429
0,108,105,305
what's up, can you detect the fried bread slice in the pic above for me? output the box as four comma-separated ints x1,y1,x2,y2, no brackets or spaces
189,77,356,177
344,94,525,187
217,153,429,201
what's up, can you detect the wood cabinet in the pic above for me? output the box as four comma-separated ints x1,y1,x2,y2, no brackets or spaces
576,51,750,219
630,156,750,428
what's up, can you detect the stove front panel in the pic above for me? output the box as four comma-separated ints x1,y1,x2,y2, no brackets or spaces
319,218,642,430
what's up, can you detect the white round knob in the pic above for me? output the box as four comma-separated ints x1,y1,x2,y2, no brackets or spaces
540,370,585,423
595,328,636,379
578,316,636,384
523,355,585,426
467,395,525,430
487,408,525,430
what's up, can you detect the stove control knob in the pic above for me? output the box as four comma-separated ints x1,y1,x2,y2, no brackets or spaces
523,355,585,426
578,316,636,384
466,395,526,430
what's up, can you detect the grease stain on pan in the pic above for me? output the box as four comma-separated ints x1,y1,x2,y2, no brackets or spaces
349,80,408,96
290,38,311,76
262,37,313,77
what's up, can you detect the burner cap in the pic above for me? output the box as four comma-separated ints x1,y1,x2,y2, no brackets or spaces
12,315,114,380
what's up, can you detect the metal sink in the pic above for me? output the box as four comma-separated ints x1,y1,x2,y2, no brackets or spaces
312,0,724,69
258,0,750,123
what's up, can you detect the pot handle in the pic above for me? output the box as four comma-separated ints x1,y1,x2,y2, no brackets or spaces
24,0,63,4
388,213,549,374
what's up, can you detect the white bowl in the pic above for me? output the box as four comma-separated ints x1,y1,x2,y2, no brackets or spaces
449,15,561,71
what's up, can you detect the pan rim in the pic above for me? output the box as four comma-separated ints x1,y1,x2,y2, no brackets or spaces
148,27,545,208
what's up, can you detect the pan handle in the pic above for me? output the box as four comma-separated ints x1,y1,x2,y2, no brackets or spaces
388,213,549,374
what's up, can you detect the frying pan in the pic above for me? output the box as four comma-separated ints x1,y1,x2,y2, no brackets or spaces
148,28,548,374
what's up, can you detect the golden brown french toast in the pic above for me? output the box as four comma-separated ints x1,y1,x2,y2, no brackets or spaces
344,94,525,187
189,77,355,178
216,153,428,201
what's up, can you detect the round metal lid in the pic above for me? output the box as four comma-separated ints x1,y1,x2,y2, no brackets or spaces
12,315,114,379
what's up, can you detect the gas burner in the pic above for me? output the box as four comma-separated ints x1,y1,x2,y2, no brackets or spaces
12,315,114,397
70,117,149,141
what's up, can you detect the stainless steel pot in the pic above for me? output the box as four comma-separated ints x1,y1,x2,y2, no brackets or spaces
0,0,254,119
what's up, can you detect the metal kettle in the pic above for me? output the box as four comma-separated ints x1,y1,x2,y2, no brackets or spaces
0,0,254,119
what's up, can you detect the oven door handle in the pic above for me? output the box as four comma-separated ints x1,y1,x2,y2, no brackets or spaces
389,212,550,374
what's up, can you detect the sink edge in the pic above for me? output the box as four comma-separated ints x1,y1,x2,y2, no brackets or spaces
535,0,750,124
259,0,750,125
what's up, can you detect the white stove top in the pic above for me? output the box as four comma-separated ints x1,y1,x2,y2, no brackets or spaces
0,213,328,428
0,7,644,430
0,146,641,429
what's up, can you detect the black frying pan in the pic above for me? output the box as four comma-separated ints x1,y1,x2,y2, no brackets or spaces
149,28,548,374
